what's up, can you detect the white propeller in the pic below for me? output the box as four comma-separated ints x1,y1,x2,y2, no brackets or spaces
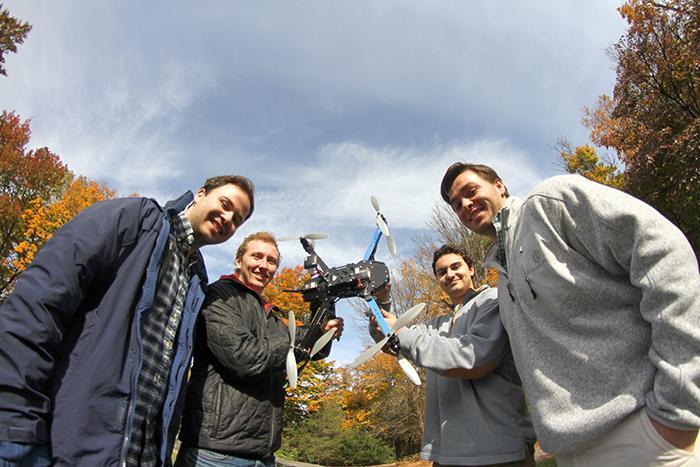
350,334,391,368
350,303,426,379
286,310,298,389
278,233,330,242
370,196,397,256
309,328,336,358
397,354,421,386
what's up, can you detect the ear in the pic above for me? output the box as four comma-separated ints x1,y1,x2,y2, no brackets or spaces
495,180,507,198
235,256,242,270
494,180,506,198
192,187,207,204
468,265,476,279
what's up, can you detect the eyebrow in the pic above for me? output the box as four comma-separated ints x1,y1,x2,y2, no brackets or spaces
436,261,462,273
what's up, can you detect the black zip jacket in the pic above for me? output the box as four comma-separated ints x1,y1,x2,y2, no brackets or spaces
179,276,327,458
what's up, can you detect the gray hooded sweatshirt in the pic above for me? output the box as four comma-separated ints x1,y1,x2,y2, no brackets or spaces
486,175,700,455
398,286,535,465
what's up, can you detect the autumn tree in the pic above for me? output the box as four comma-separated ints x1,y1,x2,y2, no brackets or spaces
0,4,31,76
556,139,625,190
339,354,424,458
13,177,114,271
0,111,114,298
583,0,699,255
1,111,70,297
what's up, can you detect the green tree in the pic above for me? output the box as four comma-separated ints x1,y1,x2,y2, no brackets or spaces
279,400,394,466
0,3,31,76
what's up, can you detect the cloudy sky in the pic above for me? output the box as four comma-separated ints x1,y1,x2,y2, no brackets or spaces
2,1,626,364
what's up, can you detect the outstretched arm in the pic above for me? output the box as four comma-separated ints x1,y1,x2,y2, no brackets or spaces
372,290,507,379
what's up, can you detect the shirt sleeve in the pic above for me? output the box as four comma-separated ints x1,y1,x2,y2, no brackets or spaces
397,289,509,376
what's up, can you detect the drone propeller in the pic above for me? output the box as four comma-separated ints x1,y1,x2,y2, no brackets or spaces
278,233,330,242
310,328,336,358
370,196,397,256
350,303,426,370
397,354,422,386
286,310,298,389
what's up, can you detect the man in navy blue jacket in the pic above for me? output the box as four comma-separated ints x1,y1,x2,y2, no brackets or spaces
0,175,255,467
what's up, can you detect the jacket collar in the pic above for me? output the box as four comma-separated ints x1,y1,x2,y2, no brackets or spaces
163,191,194,216
219,272,276,315
160,191,208,284
485,196,524,273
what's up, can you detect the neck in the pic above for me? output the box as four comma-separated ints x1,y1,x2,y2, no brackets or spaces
485,226,497,242
232,271,264,296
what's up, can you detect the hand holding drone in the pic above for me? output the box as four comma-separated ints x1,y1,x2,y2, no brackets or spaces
283,196,425,388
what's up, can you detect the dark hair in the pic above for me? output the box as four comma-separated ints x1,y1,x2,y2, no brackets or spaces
236,231,280,264
202,175,255,220
432,244,474,275
439,162,509,204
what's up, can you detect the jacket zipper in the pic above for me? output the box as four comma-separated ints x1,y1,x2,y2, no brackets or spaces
120,222,173,466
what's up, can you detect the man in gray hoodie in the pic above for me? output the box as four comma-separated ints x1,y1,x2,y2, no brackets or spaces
371,244,534,466
440,162,700,466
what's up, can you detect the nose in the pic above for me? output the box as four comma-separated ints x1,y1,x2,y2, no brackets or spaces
221,211,234,230
460,197,473,211
456,198,472,222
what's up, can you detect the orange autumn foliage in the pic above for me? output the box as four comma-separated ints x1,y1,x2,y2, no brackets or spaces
14,178,114,270
0,111,115,298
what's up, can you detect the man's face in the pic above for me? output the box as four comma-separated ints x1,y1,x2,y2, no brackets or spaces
448,169,507,238
235,239,280,294
186,184,251,248
434,253,475,303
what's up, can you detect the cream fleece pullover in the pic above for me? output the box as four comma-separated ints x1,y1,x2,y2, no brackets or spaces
486,175,700,455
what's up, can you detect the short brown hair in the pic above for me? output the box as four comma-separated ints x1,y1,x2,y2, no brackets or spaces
432,244,474,275
236,231,281,264
439,162,509,204
202,175,256,220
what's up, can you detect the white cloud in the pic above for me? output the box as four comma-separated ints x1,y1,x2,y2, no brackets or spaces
256,138,539,227
2,0,627,364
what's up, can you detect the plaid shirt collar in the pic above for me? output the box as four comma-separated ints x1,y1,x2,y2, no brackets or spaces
171,210,195,252
492,198,515,273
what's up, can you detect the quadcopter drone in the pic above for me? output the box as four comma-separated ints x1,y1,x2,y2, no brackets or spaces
283,196,426,388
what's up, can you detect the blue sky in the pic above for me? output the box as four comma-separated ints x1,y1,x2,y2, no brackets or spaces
1,1,626,364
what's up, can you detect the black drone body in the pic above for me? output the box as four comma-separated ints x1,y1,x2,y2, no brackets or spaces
283,197,423,388
299,260,390,302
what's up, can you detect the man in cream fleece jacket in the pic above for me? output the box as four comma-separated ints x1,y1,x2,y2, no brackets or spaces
439,162,700,467
371,244,535,466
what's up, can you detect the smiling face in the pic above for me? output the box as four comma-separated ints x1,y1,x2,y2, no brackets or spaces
434,253,476,304
186,183,251,249
448,169,507,240
235,239,280,294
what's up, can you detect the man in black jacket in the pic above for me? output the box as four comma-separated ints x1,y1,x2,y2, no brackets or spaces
0,175,255,467
177,232,343,467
